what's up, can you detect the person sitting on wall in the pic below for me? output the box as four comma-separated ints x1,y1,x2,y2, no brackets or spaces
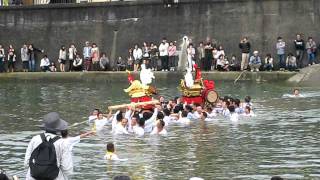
249,51,262,72
73,54,83,72
116,57,126,71
99,53,110,71
264,53,273,71
229,54,239,71
40,55,50,72
286,53,297,71
49,62,57,72
216,54,229,71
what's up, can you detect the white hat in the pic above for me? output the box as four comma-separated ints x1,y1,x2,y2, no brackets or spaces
253,50,259,54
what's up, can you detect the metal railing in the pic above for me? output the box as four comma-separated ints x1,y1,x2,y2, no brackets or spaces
0,0,180,6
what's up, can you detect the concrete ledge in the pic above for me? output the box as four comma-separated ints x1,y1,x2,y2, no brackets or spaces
0,0,252,10
0,71,297,83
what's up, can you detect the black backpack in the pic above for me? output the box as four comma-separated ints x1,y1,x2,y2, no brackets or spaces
29,133,60,180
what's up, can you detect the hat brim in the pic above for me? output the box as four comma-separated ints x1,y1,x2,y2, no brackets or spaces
40,119,68,132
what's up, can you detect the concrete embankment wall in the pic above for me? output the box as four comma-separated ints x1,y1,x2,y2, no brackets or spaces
0,0,320,70
0,71,296,83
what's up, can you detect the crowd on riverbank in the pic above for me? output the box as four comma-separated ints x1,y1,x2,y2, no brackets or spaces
0,33,318,73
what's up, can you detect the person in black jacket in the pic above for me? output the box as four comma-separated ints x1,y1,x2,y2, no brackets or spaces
28,44,43,72
294,34,305,68
239,37,251,71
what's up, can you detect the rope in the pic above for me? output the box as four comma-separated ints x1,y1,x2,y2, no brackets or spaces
234,71,246,84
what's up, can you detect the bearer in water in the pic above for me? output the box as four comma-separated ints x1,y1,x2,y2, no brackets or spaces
104,143,127,161
293,88,302,97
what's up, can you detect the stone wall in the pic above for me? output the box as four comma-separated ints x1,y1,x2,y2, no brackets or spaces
0,0,319,70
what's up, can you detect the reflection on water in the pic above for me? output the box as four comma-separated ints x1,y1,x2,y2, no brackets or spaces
0,81,320,179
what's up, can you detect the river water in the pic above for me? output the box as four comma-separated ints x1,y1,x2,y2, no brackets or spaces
0,80,319,180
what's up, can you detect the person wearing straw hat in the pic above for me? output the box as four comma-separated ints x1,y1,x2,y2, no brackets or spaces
24,112,73,180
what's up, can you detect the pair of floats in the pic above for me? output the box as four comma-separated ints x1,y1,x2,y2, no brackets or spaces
107,64,218,111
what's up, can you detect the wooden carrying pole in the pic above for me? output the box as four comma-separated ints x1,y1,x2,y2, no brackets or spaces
107,100,159,111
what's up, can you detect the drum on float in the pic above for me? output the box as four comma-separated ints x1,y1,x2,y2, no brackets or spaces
204,90,219,103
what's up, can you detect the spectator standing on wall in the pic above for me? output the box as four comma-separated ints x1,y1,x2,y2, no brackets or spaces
83,41,92,71
127,48,134,71
239,37,251,71
28,44,43,72
0,47,5,73
264,53,273,71
91,43,100,71
150,43,158,71
58,45,67,72
73,54,83,72
249,51,261,72
197,42,205,70
40,55,50,72
204,42,213,71
7,45,16,72
68,44,77,72
294,34,305,68
99,52,110,71
142,42,150,61
159,38,169,71
168,41,177,71
305,37,317,66
21,44,29,72
133,44,142,72
286,53,297,71
276,37,286,71
186,43,195,71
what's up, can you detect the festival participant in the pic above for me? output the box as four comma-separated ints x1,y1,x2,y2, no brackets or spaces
228,105,239,121
214,98,224,114
184,105,195,120
205,106,217,119
242,106,255,117
293,88,301,97
192,106,203,119
221,101,231,117
234,99,244,114
132,118,145,137
150,119,167,136
104,143,120,161
178,111,191,125
200,112,208,121
112,112,129,135
61,130,94,151
92,112,110,132
88,109,100,123
243,96,253,109
163,108,173,126
24,112,73,180
143,107,159,133
271,176,283,180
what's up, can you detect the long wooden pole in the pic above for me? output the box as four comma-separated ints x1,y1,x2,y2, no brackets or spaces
107,100,159,111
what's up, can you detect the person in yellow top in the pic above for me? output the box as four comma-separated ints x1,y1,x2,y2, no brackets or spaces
104,143,120,161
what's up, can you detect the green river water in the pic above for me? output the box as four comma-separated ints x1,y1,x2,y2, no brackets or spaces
0,80,319,180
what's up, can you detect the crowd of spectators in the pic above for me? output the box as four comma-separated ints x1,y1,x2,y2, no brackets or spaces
0,34,317,73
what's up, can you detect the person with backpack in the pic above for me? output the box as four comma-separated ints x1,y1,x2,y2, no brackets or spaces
24,112,73,180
